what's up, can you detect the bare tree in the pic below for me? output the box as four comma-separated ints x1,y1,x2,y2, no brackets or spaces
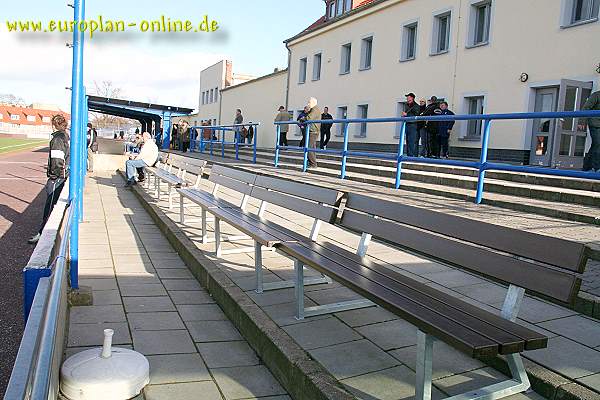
0,93,26,106
89,81,132,129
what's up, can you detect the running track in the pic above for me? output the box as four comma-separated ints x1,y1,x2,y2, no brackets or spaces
0,146,48,396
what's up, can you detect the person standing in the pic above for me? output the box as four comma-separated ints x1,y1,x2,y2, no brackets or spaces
86,122,98,172
320,106,333,149
402,93,421,157
422,96,442,158
171,123,178,150
180,120,191,152
28,115,70,244
234,109,244,143
306,98,321,168
581,90,600,172
124,132,159,187
417,99,428,157
274,106,291,146
437,102,455,158
297,106,309,147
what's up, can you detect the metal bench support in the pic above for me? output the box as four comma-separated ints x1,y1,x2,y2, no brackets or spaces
415,285,530,400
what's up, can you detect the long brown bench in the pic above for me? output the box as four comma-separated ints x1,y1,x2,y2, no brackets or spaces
275,192,587,400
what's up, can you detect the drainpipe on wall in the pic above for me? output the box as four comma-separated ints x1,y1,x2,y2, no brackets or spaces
285,42,292,110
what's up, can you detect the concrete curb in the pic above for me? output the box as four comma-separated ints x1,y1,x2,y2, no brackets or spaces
121,172,356,400
121,170,600,400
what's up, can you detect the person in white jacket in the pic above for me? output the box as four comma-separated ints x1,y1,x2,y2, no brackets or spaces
124,132,158,187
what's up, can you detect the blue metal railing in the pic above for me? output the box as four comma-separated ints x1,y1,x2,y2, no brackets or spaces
275,110,600,204
190,123,259,163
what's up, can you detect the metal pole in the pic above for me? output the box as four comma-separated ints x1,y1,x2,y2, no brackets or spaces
340,122,350,179
200,127,204,154
394,121,406,189
303,124,309,172
78,89,86,222
68,0,84,290
253,125,257,164
475,119,492,204
222,128,226,158
274,125,281,167
235,127,239,160
210,129,214,156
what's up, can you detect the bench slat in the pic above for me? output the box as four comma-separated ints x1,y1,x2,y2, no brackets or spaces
178,188,238,209
345,193,587,273
208,207,285,247
211,164,256,185
308,241,547,352
342,210,580,304
254,175,342,205
210,173,255,196
280,242,500,358
250,186,338,224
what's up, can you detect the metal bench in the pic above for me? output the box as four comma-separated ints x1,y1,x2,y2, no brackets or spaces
275,192,587,400
145,154,206,209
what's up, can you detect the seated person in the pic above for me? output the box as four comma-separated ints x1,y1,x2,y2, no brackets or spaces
124,132,159,187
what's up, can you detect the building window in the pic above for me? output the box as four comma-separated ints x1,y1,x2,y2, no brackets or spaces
336,106,348,137
336,0,344,16
345,0,352,12
215,88,219,102
211,89,215,103
42,116,50,123
465,96,485,138
401,22,418,61
360,36,373,70
27,115,36,122
340,43,352,74
468,1,492,47
10,114,19,121
328,1,335,19
432,12,451,54
313,53,322,81
395,101,407,138
299,57,307,84
566,0,600,25
356,104,369,137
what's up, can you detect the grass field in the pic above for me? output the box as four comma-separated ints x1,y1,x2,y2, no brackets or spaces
0,137,47,154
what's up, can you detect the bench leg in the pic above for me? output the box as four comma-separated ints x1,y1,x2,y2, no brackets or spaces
156,177,161,200
168,184,173,210
179,194,185,224
255,241,263,294
294,260,305,320
201,209,208,243
215,217,222,257
415,330,434,400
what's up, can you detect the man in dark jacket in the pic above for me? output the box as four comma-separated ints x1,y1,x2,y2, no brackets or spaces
581,90,600,172
29,115,70,244
86,122,98,172
417,99,428,157
297,106,309,147
402,93,421,157
437,102,455,158
320,107,333,149
421,96,442,158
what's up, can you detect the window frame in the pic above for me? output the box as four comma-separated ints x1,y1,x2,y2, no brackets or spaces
355,104,369,138
10,114,20,121
359,35,374,71
298,57,308,84
466,0,492,48
328,1,335,19
344,0,352,13
335,105,349,137
400,20,419,62
336,0,344,16
431,10,452,56
312,52,322,81
462,94,487,140
215,87,219,102
340,42,352,75
561,0,599,27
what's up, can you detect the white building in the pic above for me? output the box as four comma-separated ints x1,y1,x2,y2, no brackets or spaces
196,0,599,167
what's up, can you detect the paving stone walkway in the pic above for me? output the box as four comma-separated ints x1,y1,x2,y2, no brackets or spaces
68,172,290,400
134,166,600,399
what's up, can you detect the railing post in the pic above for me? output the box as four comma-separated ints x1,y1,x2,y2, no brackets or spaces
475,119,492,204
253,125,258,164
394,121,406,189
222,128,226,159
210,129,214,156
235,127,240,160
340,122,350,179
274,125,281,167
303,124,310,172
200,128,204,153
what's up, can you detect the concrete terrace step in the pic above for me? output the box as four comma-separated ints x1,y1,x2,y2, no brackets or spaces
192,147,600,224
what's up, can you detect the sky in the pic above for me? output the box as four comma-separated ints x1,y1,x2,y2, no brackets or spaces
0,0,324,112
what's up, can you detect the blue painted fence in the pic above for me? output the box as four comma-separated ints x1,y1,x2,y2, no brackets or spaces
190,123,260,163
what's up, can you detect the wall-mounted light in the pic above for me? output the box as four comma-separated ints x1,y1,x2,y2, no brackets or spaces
520,73,529,83
596,63,600,74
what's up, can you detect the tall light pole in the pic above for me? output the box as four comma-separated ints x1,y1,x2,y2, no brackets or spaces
68,0,85,290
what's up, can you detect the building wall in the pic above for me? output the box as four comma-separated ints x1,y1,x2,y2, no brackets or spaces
198,61,226,124
286,0,599,155
220,71,288,148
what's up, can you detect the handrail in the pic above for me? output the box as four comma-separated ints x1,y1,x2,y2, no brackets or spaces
273,110,600,204
190,123,260,163
29,201,76,398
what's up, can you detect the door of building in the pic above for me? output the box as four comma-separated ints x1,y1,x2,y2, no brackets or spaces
530,88,558,167
551,80,593,169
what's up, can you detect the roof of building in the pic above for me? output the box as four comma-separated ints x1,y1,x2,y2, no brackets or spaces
285,0,385,43
0,105,70,126
220,68,288,93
